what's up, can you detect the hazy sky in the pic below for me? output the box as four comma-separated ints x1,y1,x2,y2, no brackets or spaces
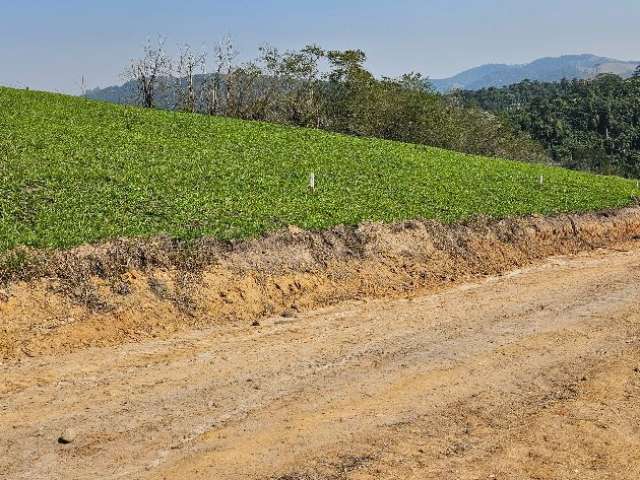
1,0,638,94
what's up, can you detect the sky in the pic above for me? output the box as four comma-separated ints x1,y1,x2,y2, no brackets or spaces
1,0,638,94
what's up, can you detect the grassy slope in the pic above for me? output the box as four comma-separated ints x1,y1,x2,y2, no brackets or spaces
0,87,638,252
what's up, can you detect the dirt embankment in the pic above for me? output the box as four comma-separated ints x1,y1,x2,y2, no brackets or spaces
2,208,640,360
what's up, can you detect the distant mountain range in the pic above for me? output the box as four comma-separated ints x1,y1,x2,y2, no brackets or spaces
430,54,639,92
86,54,640,104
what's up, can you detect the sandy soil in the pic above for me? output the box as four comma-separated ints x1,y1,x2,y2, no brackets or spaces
2,245,640,479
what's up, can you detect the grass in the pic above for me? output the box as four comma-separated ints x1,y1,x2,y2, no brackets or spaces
1,86,638,253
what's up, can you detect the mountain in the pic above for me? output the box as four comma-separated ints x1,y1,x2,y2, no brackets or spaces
86,78,177,107
430,54,639,92
87,54,639,102
86,74,221,109
86,80,138,105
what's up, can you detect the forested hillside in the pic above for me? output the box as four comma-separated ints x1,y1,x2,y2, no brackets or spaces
458,73,640,177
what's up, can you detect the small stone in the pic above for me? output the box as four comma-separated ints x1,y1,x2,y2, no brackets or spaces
251,320,260,327
281,309,296,318
58,429,76,444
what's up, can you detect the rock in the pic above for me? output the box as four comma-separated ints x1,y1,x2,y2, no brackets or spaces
251,320,260,327
58,429,76,444
281,309,296,318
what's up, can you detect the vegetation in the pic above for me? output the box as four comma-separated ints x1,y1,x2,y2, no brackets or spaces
90,40,547,164
458,74,640,177
1,87,638,253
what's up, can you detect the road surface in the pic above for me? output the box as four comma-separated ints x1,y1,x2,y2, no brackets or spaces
2,246,640,479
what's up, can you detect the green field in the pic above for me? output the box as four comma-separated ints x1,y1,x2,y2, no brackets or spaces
0,86,638,252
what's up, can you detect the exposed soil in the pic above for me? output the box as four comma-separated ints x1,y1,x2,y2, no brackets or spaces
2,207,640,361
2,245,640,479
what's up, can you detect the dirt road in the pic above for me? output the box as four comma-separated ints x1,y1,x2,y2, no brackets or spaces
2,246,640,479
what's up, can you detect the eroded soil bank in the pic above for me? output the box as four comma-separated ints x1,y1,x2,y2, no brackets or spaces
2,208,640,360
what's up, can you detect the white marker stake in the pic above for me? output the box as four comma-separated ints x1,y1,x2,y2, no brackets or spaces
539,175,544,186
309,172,316,192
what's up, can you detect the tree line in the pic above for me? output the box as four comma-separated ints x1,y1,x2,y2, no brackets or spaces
457,72,640,177
120,37,546,164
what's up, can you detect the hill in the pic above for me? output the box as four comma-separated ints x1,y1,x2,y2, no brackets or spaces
431,54,639,92
82,43,549,166
86,80,139,105
0,86,638,253
86,75,205,108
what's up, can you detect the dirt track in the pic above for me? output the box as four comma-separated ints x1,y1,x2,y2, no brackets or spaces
2,245,640,479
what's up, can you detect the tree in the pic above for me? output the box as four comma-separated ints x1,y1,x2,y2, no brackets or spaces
457,74,640,177
633,64,640,79
202,36,237,115
117,40,546,165
124,37,172,108
175,44,206,113
323,49,375,134
255,44,325,126
326,49,372,84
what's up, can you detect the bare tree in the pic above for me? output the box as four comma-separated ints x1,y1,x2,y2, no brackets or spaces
124,37,172,108
175,44,206,112
202,35,238,115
